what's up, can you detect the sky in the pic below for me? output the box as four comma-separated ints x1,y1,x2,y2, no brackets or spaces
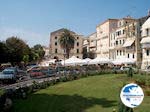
0,0,150,47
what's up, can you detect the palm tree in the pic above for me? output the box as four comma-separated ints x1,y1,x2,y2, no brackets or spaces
59,29,76,59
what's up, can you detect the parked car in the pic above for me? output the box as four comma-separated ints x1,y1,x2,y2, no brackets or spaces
29,68,45,78
112,66,137,74
140,66,150,73
26,65,40,72
0,67,18,82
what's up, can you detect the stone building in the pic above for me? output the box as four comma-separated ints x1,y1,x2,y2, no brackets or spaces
49,28,84,59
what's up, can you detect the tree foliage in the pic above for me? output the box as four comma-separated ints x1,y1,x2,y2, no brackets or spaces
59,29,76,58
0,37,45,65
32,44,45,61
5,37,30,64
0,41,8,63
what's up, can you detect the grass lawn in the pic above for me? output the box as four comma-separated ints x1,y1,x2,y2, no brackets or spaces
13,74,150,112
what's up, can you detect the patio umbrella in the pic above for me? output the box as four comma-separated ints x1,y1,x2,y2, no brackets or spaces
82,58,92,65
112,58,135,65
89,57,111,65
61,56,83,66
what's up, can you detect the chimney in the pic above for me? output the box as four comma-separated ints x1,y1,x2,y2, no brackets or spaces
148,9,150,16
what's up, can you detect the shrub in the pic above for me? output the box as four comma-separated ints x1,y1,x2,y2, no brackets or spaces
127,67,133,78
0,89,5,96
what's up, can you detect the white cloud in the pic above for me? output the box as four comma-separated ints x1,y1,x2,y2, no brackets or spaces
0,27,49,47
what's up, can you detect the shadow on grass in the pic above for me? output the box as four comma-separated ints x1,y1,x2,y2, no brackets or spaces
13,94,117,112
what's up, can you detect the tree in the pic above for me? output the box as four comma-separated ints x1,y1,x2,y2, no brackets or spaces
5,36,30,65
59,29,76,59
0,41,8,63
31,44,45,62
23,55,29,65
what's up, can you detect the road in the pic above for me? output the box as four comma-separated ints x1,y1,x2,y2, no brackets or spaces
0,76,60,90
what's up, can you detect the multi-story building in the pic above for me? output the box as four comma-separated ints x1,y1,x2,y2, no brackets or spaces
49,28,84,59
109,15,150,68
141,17,150,69
109,17,136,61
83,32,97,58
96,19,118,58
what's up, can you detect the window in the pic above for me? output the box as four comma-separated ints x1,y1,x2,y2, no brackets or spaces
55,36,57,39
77,37,79,39
77,42,79,46
116,41,118,45
120,50,122,55
123,39,125,44
77,49,79,53
117,50,118,55
55,42,57,46
146,50,149,56
146,29,149,36
133,54,135,58
128,54,129,58
123,30,125,34
55,49,57,53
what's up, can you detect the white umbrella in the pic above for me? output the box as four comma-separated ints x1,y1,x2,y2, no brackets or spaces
48,59,56,64
89,57,111,65
61,56,83,66
112,58,135,65
82,58,92,65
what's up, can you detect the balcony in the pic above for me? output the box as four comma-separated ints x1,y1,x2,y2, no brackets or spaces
126,46,135,52
89,42,96,48
142,43,150,49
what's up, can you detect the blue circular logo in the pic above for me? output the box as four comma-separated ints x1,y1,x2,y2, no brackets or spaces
120,83,144,108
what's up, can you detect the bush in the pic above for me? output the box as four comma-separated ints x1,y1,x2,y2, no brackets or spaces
127,67,133,78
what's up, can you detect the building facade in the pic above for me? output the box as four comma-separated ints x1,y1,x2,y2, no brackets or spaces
83,32,97,59
141,17,150,69
109,17,136,61
49,29,84,59
96,19,118,58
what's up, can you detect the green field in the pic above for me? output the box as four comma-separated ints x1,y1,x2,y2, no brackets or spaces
13,74,150,112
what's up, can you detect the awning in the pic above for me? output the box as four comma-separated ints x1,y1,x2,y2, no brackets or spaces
140,37,150,44
123,38,135,47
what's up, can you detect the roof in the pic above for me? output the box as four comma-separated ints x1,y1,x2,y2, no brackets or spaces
141,17,150,29
123,38,135,47
96,19,118,27
140,37,150,44
51,28,76,35
87,32,97,37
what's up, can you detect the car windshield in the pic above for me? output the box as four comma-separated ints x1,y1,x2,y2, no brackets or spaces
2,70,14,74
